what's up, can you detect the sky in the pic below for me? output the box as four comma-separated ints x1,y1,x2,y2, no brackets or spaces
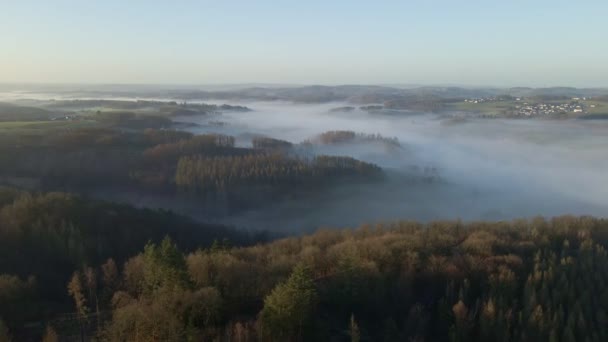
1,0,608,87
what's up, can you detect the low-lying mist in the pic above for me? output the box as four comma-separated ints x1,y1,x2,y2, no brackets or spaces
173,101,608,232
3,86,606,234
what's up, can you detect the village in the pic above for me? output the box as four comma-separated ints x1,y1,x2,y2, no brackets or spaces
514,101,584,116
463,96,591,116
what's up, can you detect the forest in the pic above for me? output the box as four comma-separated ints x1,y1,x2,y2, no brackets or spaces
5,0,608,338
1,195,607,341
305,131,401,149
1,96,608,341
0,124,382,213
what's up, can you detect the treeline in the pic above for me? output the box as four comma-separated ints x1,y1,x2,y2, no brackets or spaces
142,133,238,163
11,215,604,341
93,111,172,129
176,154,382,193
135,133,251,188
383,94,456,112
0,188,265,339
0,102,51,122
307,130,401,148
252,136,293,150
46,99,251,115
0,128,382,208
253,132,400,151
0,127,155,189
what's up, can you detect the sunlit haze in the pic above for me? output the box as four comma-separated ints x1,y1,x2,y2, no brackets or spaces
3,2,608,341
2,0,608,86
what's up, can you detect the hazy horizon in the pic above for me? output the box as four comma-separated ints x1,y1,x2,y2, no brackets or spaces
3,2,608,341
1,82,608,91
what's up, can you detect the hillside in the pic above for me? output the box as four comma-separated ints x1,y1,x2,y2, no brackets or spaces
0,102,52,121
3,213,606,341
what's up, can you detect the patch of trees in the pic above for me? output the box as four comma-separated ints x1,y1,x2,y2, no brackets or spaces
0,190,257,282
48,128,133,148
142,134,238,164
313,130,357,144
175,153,382,193
329,106,355,113
360,105,383,111
0,127,384,211
0,131,140,189
0,126,388,227
7,215,603,340
0,189,263,339
48,100,151,110
94,111,172,129
349,93,396,104
162,103,250,115
308,130,401,148
219,104,251,112
168,108,207,116
0,129,240,190
142,128,194,145
136,134,247,188
46,99,251,114
0,102,51,121
384,94,448,112
251,136,293,150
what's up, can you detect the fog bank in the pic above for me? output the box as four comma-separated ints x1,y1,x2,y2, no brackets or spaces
175,101,608,232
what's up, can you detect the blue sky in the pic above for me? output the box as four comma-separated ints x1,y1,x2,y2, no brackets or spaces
1,0,607,86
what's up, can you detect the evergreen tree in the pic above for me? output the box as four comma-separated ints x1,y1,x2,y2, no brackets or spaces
259,263,318,341
142,237,190,294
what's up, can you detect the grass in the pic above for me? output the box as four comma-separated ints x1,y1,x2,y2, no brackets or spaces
450,101,517,116
0,120,99,134
583,100,608,116
450,98,608,118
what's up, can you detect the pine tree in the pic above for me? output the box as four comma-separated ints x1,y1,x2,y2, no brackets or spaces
259,263,318,341
142,237,190,294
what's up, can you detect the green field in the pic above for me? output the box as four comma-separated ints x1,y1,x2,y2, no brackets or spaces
449,100,517,116
449,98,608,118
583,100,608,116
0,120,99,134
